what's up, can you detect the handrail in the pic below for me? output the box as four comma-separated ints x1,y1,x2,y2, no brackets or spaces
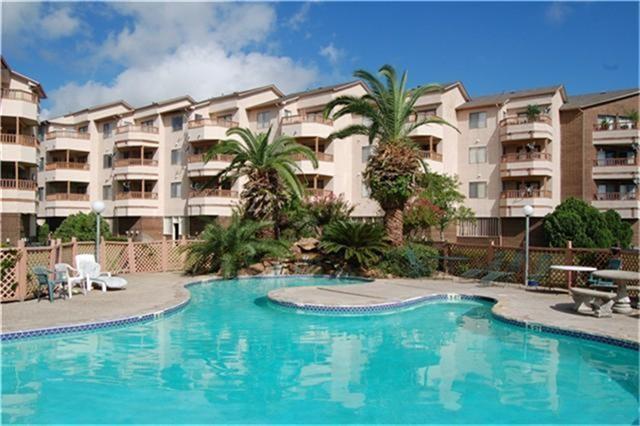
593,122,638,131
45,162,90,170
187,118,239,129
419,150,443,162
280,115,333,126
594,192,639,201
501,189,552,199
499,115,552,127
0,179,37,190
189,188,238,198
593,157,638,167
187,153,234,163
45,193,89,201
0,133,38,147
115,191,158,200
114,158,158,167
0,88,38,103
116,124,159,134
292,152,334,162
45,130,90,140
501,152,552,162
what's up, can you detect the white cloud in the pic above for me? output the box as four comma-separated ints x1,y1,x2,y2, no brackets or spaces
319,43,344,65
287,2,312,30
40,7,81,38
2,3,81,40
545,2,571,24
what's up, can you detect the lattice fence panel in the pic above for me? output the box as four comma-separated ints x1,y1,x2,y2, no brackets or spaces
103,243,130,274
167,241,185,271
76,242,95,256
529,248,567,288
0,249,20,302
133,242,162,272
60,243,74,265
25,247,52,298
493,247,524,284
445,244,488,276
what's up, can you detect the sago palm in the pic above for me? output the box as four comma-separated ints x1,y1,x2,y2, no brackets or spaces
205,127,318,237
320,220,387,273
324,64,455,246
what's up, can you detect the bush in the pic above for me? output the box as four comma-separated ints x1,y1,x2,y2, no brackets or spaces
37,223,50,245
320,220,387,273
53,212,112,242
381,244,438,278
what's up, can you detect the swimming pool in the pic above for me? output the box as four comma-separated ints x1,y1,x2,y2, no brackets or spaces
1,276,638,424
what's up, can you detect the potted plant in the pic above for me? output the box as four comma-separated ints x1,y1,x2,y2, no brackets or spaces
625,109,638,129
525,104,541,122
599,118,610,130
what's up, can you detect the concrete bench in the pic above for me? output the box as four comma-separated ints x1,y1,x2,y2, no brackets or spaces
570,288,617,318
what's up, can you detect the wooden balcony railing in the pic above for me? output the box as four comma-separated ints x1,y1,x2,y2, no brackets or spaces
0,133,38,147
407,112,437,122
0,179,37,190
45,162,89,171
114,158,158,167
594,192,639,201
115,124,159,134
45,130,90,140
187,153,234,163
115,191,158,200
46,193,89,201
189,188,238,198
306,189,333,197
501,152,552,162
593,157,638,167
499,115,552,127
0,88,38,103
292,152,334,162
187,118,239,129
420,150,443,162
501,189,552,199
280,115,333,126
593,122,638,131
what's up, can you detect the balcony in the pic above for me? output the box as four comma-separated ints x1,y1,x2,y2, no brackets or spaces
113,158,159,180
0,179,37,214
43,193,90,216
113,191,158,216
592,157,639,180
500,152,553,178
592,192,639,219
419,149,444,174
499,189,554,217
407,116,445,139
292,152,335,176
113,125,159,147
0,89,39,121
280,115,333,139
592,123,639,146
187,153,233,177
499,115,553,142
46,193,89,201
43,161,90,182
187,118,238,142
0,134,38,163
188,188,239,216
43,130,91,152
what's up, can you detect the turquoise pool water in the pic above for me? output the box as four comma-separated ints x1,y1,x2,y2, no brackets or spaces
1,276,638,424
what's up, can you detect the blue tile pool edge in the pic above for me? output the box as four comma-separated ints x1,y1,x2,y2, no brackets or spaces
267,293,640,352
0,274,371,342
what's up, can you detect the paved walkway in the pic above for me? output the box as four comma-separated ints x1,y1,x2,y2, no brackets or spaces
2,273,638,344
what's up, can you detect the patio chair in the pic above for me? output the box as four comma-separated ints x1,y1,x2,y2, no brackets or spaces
479,251,524,285
33,266,67,303
459,252,506,279
526,253,553,288
587,258,622,289
75,254,111,292
54,263,86,298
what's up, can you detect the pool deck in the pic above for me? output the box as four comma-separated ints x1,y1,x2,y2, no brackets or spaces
1,273,638,345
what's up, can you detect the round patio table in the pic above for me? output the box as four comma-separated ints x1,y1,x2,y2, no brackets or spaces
591,270,640,314
550,265,597,288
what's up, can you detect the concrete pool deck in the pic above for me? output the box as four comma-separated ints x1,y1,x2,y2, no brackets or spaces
1,273,638,345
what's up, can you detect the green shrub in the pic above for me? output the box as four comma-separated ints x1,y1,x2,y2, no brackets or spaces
320,220,387,273
382,244,438,278
53,212,112,242
37,223,50,245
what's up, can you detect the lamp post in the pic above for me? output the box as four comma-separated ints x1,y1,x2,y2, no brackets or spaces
91,200,105,264
523,205,534,286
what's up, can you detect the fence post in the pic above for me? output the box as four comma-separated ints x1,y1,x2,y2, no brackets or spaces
16,240,28,302
48,239,57,270
565,240,574,286
127,238,136,273
71,237,78,267
100,237,106,269
487,240,495,263
161,236,168,272
180,235,188,271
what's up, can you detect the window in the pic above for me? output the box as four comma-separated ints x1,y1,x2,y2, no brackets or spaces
469,112,487,129
361,145,372,162
38,157,44,171
218,114,233,123
37,187,44,201
141,119,155,130
171,149,182,165
257,111,272,129
457,218,499,237
102,122,112,137
469,182,487,199
468,147,487,164
171,182,182,198
171,115,183,131
361,179,370,198
78,125,88,133
102,185,112,200
103,154,112,168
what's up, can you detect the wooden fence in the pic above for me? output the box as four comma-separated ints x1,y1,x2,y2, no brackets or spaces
0,237,198,303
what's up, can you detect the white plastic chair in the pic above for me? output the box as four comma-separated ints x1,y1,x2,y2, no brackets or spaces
75,254,111,292
54,263,86,298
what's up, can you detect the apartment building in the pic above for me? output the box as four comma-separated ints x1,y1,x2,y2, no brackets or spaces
0,58,46,243
560,88,640,245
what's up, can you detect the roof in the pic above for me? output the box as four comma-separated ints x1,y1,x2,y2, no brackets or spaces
458,85,567,110
56,100,134,118
1,56,47,98
561,88,639,111
197,84,284,107
134,95,195,112
412,81,471,101
247,80,367,110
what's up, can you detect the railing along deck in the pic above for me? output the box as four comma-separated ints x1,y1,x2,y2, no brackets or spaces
189,188,238,198
1,88,38,103
115,192,158,200
0,133,38,147
114,158,159,167
593,123,638,131
292,152,334,162
45,130,90,140
306,189,333,197
594,192,639,201
501,152,552,162
45,162,89,171
593,157,638,166
420,150,443,162
281,115,333,126
0,179,37,190
46,193,89,201
116,124,159,134
187,118,239,129
187,153,234,163
499,115,552,127
501,189,552,199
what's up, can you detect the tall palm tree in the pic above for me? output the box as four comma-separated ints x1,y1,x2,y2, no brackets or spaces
204,127,318,237
324,64,455,246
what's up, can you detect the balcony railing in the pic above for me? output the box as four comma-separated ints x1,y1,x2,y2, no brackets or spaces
501,189,552,199
114,158,158,167
306,189,333,197
593,122,638,131
187,118,239,129
45,162,90,171
0,179,37,190
593,157,638,167
594,192,639,201
187,153,234,163
501,152,552,162
116,124,159,134
46,193,89,201
499,115,552,127
407,112,437,122
0,133,38,147
292,152,334,162
0,88,38,103
281,115,333,126
419,150,443,162
189,188,238,198
115,191,158,200
45,130,90,140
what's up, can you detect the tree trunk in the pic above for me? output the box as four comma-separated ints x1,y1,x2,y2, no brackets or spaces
384,208,404,246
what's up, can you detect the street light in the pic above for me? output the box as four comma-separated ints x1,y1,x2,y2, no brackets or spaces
91,200,105,264
523,204,534,286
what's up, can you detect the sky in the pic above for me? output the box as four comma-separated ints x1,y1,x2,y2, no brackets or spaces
2,1,638,118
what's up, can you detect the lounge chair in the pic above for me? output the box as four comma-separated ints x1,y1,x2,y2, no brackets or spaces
459,252,506,279
75,254,111,292
588,258,622,289
54,263,86,298
33,266,67,302
479,251,524,285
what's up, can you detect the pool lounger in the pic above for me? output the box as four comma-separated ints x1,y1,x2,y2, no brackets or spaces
91,276,128,291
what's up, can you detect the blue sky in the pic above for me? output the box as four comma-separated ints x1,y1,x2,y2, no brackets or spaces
2,1,638,117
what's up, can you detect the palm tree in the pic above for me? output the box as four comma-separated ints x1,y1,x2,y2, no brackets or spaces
320,220,387,273
204,127,318,237
323,64,455,245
